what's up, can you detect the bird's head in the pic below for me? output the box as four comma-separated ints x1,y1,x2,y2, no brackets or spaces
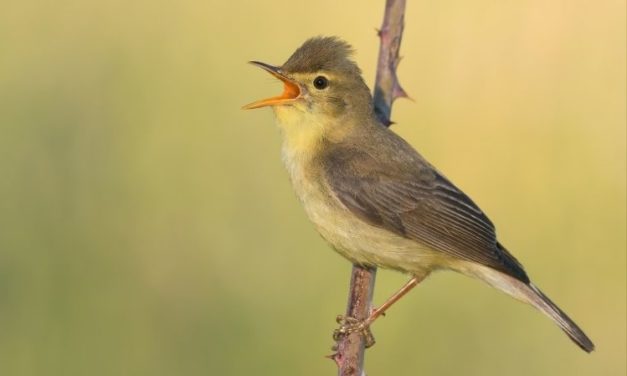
243,37,373,129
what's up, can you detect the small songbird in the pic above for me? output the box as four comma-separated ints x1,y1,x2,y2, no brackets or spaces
243,36,594,352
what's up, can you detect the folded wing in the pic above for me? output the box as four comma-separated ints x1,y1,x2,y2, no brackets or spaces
322,146,529,283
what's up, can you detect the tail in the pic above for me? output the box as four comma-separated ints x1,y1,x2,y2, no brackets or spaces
465,264,595,352
525,282,595,353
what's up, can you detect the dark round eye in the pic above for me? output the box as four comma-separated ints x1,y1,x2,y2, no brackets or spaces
313,76,328,90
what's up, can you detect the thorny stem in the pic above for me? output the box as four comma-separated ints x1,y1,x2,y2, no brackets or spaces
374,0,409,127
331,1,408,375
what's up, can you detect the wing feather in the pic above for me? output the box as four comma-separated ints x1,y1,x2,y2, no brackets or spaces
323,146,529,283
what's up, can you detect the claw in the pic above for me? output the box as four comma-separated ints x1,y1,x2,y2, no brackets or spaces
332,315,377,348
363,327,376,348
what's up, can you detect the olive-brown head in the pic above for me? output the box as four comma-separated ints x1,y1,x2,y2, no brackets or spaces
243,37,373,122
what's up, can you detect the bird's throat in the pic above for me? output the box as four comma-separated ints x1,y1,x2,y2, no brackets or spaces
275,107,326,158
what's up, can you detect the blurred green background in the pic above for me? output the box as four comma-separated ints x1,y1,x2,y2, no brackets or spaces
1,0,625,375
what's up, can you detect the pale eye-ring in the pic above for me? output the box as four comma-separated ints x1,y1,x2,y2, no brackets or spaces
313,76,328,90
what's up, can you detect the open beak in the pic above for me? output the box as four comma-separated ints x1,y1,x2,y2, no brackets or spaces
242,61,301,109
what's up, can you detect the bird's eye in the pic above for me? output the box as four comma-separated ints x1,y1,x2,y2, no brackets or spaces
313,76,329,90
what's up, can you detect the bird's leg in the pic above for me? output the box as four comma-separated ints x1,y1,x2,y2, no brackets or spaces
333,275,423,348
366,275,422,323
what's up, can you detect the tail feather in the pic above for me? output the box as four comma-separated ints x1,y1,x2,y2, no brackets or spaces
526,283,595,353
465,263,595,352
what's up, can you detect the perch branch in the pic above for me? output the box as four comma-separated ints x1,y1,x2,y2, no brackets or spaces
331,1,408,375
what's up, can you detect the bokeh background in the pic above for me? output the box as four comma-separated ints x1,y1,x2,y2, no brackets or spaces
1,0,625,375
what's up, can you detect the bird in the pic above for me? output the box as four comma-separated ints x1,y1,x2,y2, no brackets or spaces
242,36,594,352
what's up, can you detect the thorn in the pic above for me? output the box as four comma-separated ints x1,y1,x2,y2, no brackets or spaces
326,352,342,367
390,67,409,100
378,26,389,39
375,27,381,36
392,81,409,100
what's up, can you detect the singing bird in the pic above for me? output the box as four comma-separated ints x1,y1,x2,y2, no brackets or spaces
243,36,594,352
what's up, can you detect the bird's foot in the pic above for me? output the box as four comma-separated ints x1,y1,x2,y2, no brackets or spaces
332,315,376,348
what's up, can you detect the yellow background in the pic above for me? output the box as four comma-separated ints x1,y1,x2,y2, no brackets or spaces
1,0,625,375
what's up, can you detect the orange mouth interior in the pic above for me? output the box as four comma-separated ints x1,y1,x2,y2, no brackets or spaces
242,69,300,109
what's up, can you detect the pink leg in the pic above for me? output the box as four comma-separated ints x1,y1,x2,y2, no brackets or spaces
366,275,423,325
